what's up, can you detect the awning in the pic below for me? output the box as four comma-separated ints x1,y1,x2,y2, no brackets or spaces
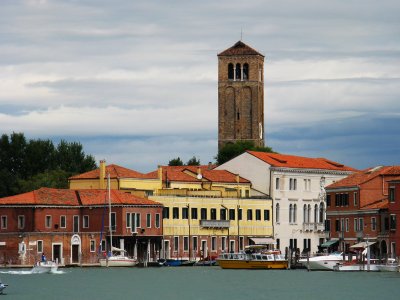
320,239,339,248
350,241,376,249
249,238,276,245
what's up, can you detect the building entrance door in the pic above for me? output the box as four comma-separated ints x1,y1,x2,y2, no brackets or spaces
53,244,62,264
72,245,79,263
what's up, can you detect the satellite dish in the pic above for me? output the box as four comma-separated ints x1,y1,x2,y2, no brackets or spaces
197,174,203,180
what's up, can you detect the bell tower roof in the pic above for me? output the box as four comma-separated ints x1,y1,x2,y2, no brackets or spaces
218,41,264,57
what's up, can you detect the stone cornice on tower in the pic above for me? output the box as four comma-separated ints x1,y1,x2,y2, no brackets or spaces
218,41,264,57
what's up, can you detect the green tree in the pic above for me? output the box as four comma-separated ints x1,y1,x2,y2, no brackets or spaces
168,157,184,166
17,169,70,193
186,156,200,166
216,141,275,165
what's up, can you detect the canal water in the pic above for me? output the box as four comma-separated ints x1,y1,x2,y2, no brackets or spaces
1,267,399,300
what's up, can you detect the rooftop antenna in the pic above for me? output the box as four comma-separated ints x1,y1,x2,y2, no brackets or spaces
240,28,243,41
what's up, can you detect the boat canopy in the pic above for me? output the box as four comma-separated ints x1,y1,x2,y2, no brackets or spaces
350,241,376,249
111,246,127,252
320,239,339,248
249,238,276,245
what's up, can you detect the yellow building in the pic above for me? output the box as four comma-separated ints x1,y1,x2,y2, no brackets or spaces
69,161,274,261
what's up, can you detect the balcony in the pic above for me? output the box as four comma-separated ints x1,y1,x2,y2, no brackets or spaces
302,223,314,232
200,220,230,229
314,223,325,232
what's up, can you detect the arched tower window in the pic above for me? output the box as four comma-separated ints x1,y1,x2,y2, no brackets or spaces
235,63,241,80
243,63,249,80
228,63,234,80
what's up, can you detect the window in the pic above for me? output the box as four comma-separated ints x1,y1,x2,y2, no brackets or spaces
173,207,179,219
354,218,359,231
163,207,170,219
183,236,189,252
1,216,7,229
276,239,280,250
276,204,280,223
243,63,249,80
389,188,395,203
101,240,106,252
289,178,297,190
275,178,280,190
201,208,207,220
211,236,217,251
18,215,25,229
390,214,396,231
83,215,89,229
221,237,226,252
235,63,241,80
182,207,188,219
304,179,311,191
239,236,244,251
146,213,151,228
319,203,325,223
255,209,261,221
303,205,307,223
238,208,243,221
354,192,358,206
371,217,377,231
73,215,79,232
37,240,43,253
60,215,66,228
90,240,96,252
345,218,349,232
325,219,331,232
229,209,235,220
210,208,217,220
111,213,116,231
131,213,137,233
220,209,227,220
155,214,160,228
228,63,234,80
191,207,198,219
126,213,131,228
264,210,270,221
136,213,141,228
384,217,389,231
326,194,331,207
247,209,253,221
293,204,297,223
289,204,293,223
359,218,364,232
174,236,179,252
45,215,52,228
335,219,340,232
193,236,198,251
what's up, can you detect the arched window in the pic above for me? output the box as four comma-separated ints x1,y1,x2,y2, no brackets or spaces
276,203,280,223
289,204,293,223
243,63,249,80
293,204,297,223
235,63,241,80
314,204,318,223
303,204,307,223
319,203,325,223
228,63,234,80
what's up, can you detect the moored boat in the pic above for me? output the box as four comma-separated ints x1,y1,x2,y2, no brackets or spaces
217,246,288,270
0,280,8,294
333,261,380,272
376,259,399,272
298,252,346,271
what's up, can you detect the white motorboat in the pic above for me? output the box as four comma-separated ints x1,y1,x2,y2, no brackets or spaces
0,280,8,294
299,252,346,271
31,261,58,273
99,174,137,267
333,261,380,272
376,259,399,272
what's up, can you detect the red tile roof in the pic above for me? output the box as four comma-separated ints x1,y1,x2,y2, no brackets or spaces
154,165,250,184
69,164,153,180
218,41,264,57
0,188,161,207
361,198,388,210
247,151,356,171
327,166,400,189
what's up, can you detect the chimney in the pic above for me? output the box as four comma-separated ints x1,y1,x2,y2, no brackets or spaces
236,174,240,183
99,160,106,189
158,165,163,180
197,167,202,176
208,162,213,170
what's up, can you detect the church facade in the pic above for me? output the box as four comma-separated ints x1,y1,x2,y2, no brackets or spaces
218,41,265,150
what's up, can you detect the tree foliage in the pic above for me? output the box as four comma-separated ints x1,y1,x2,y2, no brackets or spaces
168,157,184,166
216,141,275,165
0,132,97,197
186,156,200,166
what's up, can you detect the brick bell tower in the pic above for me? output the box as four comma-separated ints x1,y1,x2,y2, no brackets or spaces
217,41,265,150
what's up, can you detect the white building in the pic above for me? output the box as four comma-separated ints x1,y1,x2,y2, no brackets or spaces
216,151,356,253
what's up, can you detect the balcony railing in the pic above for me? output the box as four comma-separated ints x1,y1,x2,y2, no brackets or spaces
302,223,314,231
200,220,230,228
314,223,325,232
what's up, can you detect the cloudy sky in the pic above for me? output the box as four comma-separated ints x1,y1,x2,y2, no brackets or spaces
1,0,399,172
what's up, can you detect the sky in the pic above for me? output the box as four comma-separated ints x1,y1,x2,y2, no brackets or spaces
1,0,399,172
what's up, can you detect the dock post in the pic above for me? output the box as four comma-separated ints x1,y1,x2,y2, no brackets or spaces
307,251,310,272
